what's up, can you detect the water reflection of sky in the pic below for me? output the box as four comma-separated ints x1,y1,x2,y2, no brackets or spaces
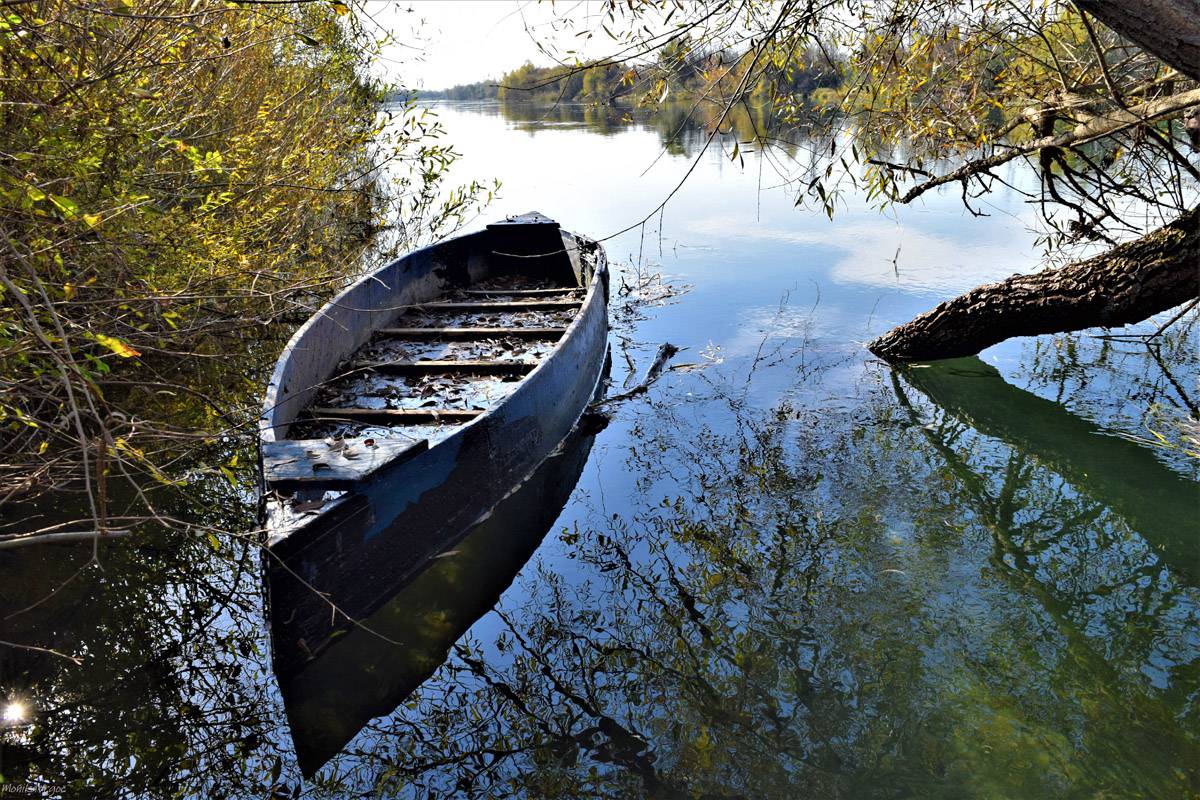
432,99,1195,450
433,99,1044,352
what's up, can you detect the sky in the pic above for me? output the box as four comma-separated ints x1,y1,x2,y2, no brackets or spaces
366,1,611,90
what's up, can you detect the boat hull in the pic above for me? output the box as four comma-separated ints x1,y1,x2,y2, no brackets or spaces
259,218,609,679
271,419,601,776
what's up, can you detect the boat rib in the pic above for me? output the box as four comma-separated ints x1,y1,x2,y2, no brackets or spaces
460,287,582,297
365,360,536,375
309,407,484,424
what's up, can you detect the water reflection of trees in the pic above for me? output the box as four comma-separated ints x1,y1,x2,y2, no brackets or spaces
2,331,1196,798
306,348,1199,798
481,99,830,161
0,477,291,797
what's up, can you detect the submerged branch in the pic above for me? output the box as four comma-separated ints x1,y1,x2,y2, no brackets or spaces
0,530,132,551
592,343,680,408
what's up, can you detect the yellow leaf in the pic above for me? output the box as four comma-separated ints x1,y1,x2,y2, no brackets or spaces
82,213,102,228
38,441,49,455
92,333,141,358
63,282,76,300
49,194,79,218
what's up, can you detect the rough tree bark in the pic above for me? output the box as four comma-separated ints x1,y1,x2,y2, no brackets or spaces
1074,1,1200,80
867,3,1200,362
868,206,1200,361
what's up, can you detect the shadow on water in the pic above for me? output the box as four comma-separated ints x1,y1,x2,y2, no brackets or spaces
899,356,1200,579
270,422,599,777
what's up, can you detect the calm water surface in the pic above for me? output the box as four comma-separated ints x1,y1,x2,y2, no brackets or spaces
1,100,1197,799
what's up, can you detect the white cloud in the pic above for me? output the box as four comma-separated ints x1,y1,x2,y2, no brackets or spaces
681,210,1044,297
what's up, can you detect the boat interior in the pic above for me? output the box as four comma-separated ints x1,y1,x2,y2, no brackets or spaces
285,273,586,446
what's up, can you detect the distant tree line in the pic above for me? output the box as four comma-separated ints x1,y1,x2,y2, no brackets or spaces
413,37,845,111
415,81,500,101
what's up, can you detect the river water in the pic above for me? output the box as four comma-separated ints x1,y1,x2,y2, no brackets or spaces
1,100,1197,798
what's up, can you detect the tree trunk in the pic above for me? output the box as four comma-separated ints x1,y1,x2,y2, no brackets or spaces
1075,1,1200,80
867,206,1200,361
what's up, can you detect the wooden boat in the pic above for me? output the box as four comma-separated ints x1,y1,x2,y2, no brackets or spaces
269,421,600,776
259,211,608,772
257,212,609,552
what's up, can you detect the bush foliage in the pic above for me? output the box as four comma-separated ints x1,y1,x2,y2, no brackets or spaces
0,1,479,506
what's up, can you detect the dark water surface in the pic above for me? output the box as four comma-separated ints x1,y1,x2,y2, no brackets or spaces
1,101,1197,799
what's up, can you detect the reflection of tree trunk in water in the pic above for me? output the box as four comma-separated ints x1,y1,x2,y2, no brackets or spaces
868,207,1200,361
899,357,1199,579
891,373,1197,771
893,372,1117,654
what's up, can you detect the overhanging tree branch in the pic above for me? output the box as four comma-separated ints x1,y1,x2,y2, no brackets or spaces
897,87,1200,204
1074,1,1200,80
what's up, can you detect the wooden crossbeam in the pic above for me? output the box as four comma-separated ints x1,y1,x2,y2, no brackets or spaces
460,287,581,297
366,359,536,375
309,407,484,424
416,299,582,312
378,326,567,340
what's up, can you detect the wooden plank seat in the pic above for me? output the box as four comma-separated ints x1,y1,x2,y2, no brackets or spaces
415,299,583,312
377,327,568,340
309,407,484,424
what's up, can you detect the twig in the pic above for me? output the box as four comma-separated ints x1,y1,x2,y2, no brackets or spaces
591,343,680,408
900,87,1200,204
0,639,83,665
